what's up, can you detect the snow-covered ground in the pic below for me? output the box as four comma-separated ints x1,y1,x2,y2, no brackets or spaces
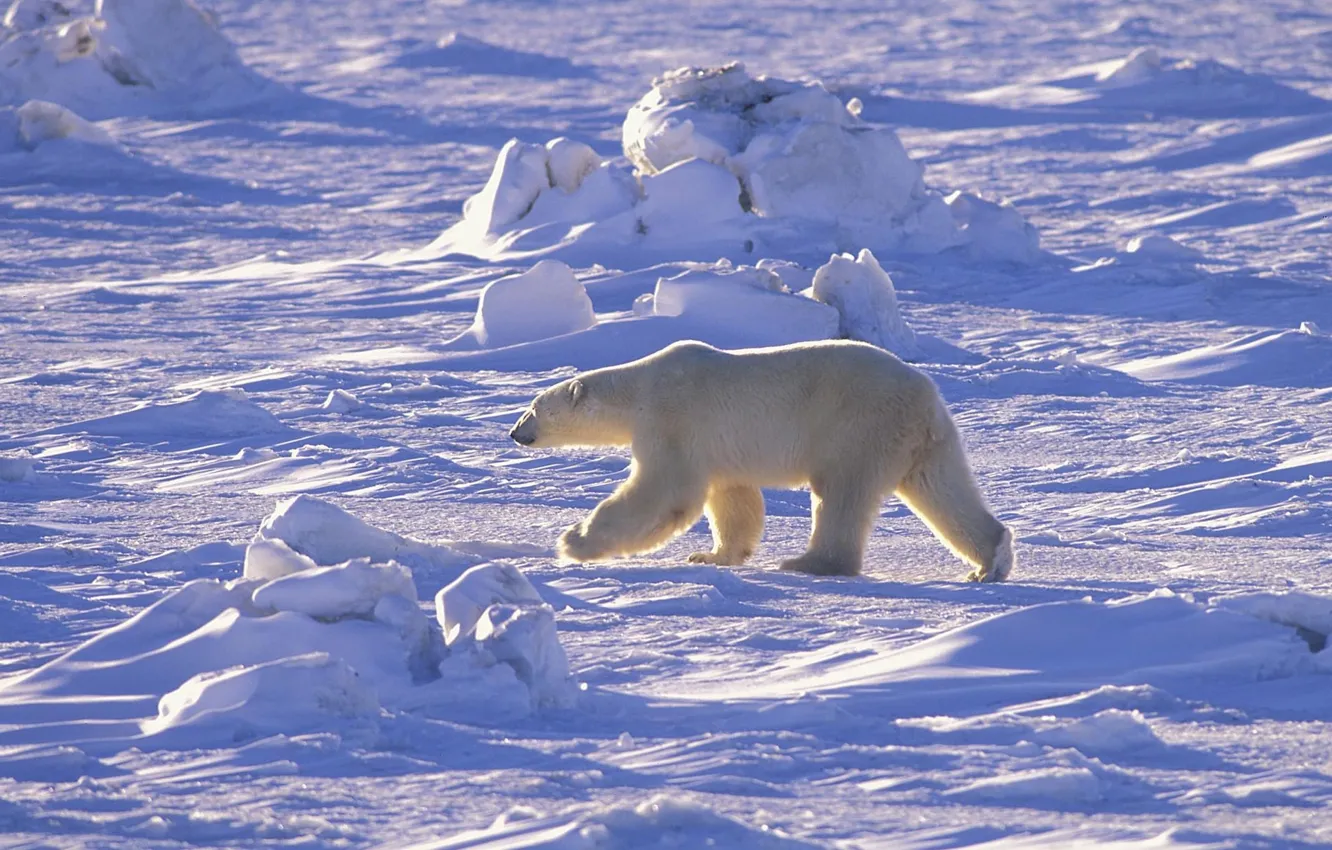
3,0,1331,846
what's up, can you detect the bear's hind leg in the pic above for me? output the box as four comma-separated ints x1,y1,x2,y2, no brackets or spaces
781,473,884,577
559,459,708,563
895,432,1012,582
689,483,764,566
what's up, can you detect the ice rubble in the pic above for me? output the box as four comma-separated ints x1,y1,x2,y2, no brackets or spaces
427,63,1038,265
436,252,969,368
0,498,575,748
0,0,271,119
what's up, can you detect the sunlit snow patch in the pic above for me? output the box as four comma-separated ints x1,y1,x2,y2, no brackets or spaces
421,63,1039,266
1116,322,1332,387
658,591,1327,718
0,0,274,118
45,387,289,441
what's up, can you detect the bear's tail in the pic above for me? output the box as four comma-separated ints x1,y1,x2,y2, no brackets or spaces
895,412,1013,582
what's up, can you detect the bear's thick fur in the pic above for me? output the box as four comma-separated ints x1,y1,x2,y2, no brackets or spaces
510,340,1014,582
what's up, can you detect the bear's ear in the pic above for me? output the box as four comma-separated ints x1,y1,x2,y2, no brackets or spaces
568,379,586,407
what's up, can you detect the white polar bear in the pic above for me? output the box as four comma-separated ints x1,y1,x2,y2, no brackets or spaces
509,340,1014,582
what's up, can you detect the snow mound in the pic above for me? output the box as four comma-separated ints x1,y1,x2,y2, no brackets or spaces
624,63,940,231
1120,233,1205,264
53,388,288,441
393,32,588,79
427,795,817,849
946,766,1106,805
423,63,1039,265
946,191,1043,265
448,260,597,349
436,563,573,709
141,652,381,739
968,48,1327,118
0,99,115,152
1117,324,1332,387
256,493,478,577
321,388,362,413
808,248,919,358
647,263,839,348
0,0,273,118
0,503,571,747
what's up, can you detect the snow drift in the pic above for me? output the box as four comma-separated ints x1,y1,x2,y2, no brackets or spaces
0,0,273,118
424,63,1039,265
0,499,573,749
1117,322,1332,387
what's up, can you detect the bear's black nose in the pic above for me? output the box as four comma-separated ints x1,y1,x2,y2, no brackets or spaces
510,428,534,446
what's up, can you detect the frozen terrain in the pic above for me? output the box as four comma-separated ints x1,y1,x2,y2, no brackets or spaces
2,0,1331,847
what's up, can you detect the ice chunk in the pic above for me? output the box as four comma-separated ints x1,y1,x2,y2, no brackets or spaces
462,139,553,233
466,260,596,348
435,562,545,646
256,493,474,572
809,248,919,358
472,603,573,708
242,537,317,582
637,157,748,237
251,558,417,620
651,264,838,348
544,136,600,193
435,563,573,708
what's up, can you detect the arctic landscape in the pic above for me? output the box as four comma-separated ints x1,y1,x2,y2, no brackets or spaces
2,0,1331,846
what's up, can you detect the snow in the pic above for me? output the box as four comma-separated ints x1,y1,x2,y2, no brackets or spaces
4,0,1332,845
809,249,920,358
450,259,597,349
0,0,273,118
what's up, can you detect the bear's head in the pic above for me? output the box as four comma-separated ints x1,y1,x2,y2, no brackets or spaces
510,377,630,448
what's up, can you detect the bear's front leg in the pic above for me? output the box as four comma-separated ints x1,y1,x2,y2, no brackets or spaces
688,483,765,566
557,458,708,563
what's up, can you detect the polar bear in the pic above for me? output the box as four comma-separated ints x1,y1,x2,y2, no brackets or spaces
509,340,1014,582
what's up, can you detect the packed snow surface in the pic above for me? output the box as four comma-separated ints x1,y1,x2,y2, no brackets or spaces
3,0,1332,847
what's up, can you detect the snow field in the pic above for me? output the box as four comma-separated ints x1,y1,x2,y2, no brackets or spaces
2,0,1332,846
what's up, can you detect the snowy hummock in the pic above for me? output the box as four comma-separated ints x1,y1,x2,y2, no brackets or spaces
0,0,274,118
447,259,597,349
0,500,573,750
423,63,1037,266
